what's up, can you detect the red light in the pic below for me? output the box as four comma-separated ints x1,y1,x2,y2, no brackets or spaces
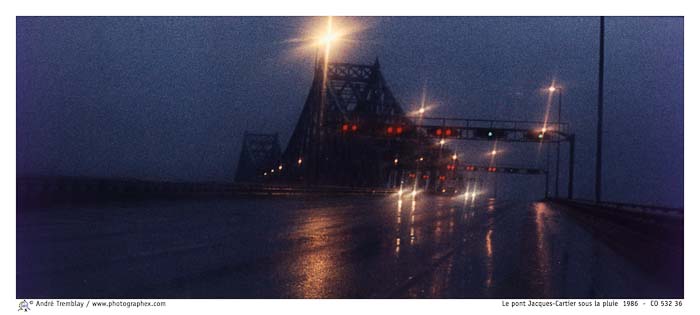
396,127,403,134
342,124,349,132
445,129,452,136
422,175,429,179
435,128,443,136
409,173,416,178
439,175,446,181
387,126,394,134
351,124,358,132
466,165,475,171
488,167,497,172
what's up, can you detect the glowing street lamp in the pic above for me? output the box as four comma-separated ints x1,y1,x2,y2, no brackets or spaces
545,83,564,198
452,153,458,160
319,32,337,46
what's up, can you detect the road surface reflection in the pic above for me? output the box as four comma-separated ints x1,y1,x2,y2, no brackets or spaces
17,195,683,298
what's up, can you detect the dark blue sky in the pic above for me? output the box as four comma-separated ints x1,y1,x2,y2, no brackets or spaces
16,16,683,207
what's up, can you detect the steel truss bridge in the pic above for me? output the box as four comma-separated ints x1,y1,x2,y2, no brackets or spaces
236,58,576,197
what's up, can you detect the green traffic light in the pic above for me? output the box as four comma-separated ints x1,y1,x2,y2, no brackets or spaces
538,133,544,139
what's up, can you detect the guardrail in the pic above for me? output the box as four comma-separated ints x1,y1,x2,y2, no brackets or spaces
549,198,683,219
229,184,396,195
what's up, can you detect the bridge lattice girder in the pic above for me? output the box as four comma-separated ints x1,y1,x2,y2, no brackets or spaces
279,59,427,186
234,132,282,183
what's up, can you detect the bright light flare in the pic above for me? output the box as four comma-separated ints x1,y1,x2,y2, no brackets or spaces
409,104,434,117
318,32,338,46
283,17,371,68
303,17,361,55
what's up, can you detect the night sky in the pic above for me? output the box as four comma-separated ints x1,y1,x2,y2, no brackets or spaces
16,16,683,207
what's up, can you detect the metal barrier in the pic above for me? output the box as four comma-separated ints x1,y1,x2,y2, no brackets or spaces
550,198,683,219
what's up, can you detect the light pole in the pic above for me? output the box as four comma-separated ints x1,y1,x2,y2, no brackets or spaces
489,149,499,199
545,141,550,199
548,86,563,198
316,16,336,184
595,16,605,203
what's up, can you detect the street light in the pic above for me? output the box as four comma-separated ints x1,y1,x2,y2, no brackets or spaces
546,85,564,198
488,148,499,199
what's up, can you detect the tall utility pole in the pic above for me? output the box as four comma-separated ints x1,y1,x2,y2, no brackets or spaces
595,16,605,203
555,89,562,198
545,143,550,199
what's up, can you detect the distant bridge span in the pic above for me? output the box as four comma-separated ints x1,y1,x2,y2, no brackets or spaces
236,58,575,197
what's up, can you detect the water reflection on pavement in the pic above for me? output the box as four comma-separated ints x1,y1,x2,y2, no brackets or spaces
16,194,683,298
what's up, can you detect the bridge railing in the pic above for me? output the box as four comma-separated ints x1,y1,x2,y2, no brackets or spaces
550,198,683,218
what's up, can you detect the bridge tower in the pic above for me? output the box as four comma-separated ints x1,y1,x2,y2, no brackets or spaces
234,132,282,183
278,58,425,187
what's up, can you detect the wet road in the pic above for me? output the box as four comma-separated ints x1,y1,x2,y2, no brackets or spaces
16,194,683,298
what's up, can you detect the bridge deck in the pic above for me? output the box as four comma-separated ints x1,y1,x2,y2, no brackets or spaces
17,195,682,298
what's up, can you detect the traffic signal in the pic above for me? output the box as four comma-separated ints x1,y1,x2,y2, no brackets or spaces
386,125,405,136
474,128,507,139
341,123,359,133
427,127,456,137
428,127,443,137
